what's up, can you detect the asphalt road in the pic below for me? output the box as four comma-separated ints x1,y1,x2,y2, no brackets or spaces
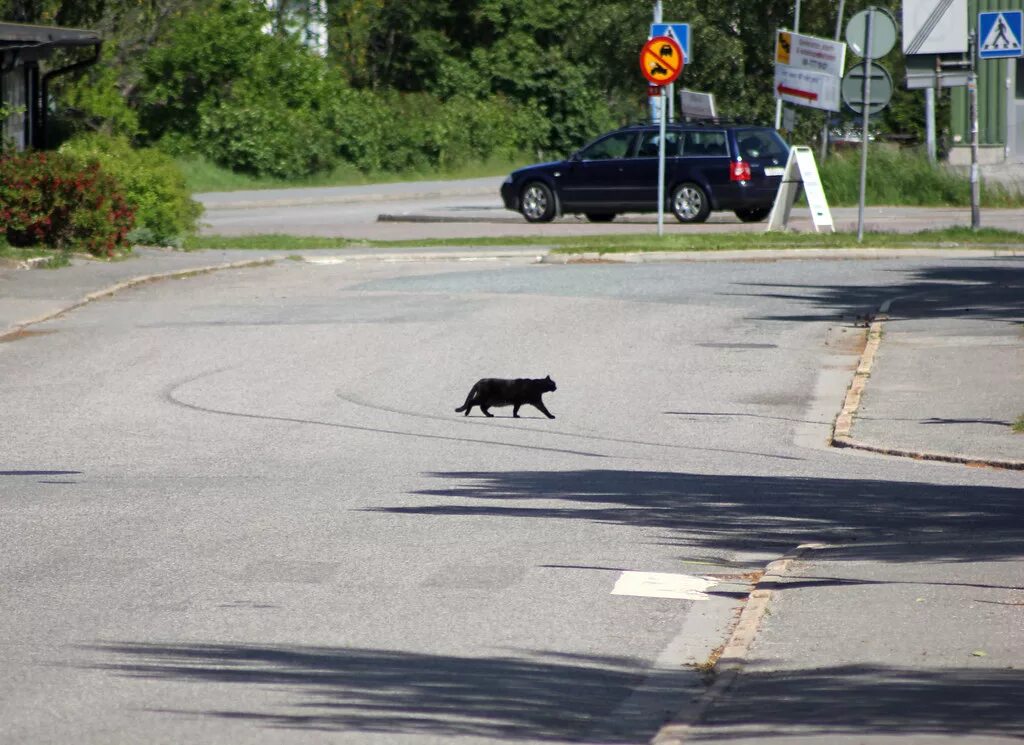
194,177,1024,240
2,254,1021,744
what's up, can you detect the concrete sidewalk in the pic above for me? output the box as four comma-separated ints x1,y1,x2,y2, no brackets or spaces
658,259,1024,744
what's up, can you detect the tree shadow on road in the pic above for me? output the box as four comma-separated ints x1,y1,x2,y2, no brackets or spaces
368,469,1024,563
693,663,1024,741
83,642,693,742
81,643,1024,741
738,259,1024,325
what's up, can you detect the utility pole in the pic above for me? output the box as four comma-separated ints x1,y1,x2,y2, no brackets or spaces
968,30,981,229
777,0,803,133
856,8,875,243
650,1,663,125
821,0,846,161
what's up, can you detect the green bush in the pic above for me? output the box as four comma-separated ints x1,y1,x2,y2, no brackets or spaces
820,148,1024,207
0,151,134,256
327,90,546,175
141,0,341,179
59,133,201,246
197,82,338,180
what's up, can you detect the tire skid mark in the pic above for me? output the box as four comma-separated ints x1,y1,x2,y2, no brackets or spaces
335,390,805,463
163,369,611,459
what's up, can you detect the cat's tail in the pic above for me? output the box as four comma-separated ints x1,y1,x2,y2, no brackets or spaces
455,385,477,413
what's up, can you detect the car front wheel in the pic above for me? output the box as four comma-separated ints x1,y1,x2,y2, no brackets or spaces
671,183,711,223
520,181,556,223
734,207,772,223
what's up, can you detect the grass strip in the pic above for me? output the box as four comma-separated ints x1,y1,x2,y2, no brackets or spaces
182,234,371,251
546,227,1024,253
182,227,1024,254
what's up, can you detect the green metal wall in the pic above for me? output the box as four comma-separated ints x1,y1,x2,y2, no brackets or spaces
950,0,1023,145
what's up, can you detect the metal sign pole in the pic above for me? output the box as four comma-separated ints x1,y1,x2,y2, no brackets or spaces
857,8,875,243
968,30,981,229
657,85,667,237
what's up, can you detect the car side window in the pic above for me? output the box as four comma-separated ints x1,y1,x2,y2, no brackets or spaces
578,132,636,160
635,130,681,158
736,130,786,160
682,131,728,157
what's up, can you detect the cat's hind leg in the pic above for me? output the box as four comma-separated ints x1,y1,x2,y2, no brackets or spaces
481,406,494,417
513,404,521,418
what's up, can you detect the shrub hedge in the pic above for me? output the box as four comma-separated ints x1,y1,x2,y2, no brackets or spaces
59,133,202,246
0,151,134,256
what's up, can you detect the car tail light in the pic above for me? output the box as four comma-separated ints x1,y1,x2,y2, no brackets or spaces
730,161,751,182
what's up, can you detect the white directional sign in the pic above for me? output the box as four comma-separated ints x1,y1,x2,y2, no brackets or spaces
903,0,968,54
774,30,846,111
979,11,1023,59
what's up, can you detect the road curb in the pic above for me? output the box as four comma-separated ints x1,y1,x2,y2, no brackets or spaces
651,544,822,744
541,247,1024,265
0,258,275,342
828,305,1024,471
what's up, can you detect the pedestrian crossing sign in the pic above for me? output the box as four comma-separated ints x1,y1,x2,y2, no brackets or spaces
978,10,1023,59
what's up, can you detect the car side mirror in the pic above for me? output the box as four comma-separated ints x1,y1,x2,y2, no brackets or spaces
569,151,581,162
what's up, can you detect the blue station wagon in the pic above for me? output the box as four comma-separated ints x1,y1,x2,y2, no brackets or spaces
500,123,789,224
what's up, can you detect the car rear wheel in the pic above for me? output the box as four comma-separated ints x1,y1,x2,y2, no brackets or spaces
585,213,616,223
734,207,772,223
671,182,711,224
520,181,556,223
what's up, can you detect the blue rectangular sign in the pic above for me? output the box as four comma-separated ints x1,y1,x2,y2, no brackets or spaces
650,23,690,62
978,10,1023,59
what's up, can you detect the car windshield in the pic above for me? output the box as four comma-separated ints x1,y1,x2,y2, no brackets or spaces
735,129,788,160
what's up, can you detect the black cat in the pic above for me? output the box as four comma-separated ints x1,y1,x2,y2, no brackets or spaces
455,376,557,419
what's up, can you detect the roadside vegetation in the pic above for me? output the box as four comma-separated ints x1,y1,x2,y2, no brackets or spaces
3,0,1021,258
176,153,534,194
818,149,1024,208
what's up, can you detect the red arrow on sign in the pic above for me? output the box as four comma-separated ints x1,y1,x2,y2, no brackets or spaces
777,83,818,102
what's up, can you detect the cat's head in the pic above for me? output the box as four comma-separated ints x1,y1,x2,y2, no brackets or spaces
543,375,556,392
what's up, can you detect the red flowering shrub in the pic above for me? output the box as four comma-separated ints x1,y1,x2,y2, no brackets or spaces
0,151,135,257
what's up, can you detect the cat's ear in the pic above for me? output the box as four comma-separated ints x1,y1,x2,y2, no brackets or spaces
545,375,551,381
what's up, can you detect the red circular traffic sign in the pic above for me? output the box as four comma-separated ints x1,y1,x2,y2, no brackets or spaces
640,35,683,86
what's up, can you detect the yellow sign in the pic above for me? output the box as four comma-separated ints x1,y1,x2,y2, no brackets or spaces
776,31,792,64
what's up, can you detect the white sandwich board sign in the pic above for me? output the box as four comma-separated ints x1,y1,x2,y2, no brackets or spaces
766,146,834,233
902,0,969,54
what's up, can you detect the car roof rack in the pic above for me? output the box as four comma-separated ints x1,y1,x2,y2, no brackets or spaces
621,117,771,129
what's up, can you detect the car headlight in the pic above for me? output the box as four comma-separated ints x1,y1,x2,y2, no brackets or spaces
503,175,513,185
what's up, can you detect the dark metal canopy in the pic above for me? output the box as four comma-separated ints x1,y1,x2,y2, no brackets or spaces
0,21,101,49
1,21,102,149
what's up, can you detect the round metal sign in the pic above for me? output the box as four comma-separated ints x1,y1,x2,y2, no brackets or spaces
841,61,894,115
640,35,683,85
846,7,898,59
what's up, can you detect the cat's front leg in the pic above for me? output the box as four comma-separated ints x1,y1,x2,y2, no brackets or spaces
534,401,555,419
513,405,521,418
